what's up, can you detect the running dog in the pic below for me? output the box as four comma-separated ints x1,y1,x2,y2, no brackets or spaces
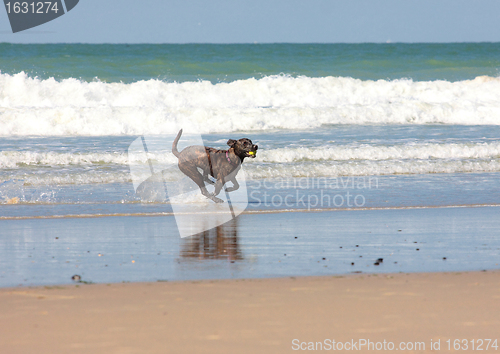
172,129,258,203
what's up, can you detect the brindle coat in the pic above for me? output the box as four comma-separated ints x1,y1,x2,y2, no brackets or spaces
172,129,258,203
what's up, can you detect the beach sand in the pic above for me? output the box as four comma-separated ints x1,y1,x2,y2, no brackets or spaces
1,271,499,353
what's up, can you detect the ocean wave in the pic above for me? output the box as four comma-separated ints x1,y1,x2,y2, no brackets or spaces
244,159,500,179
2,142,500,187
257,141,500,162
0,151,177,168
2,141,500,168
1,72,500,136
2,158,500,187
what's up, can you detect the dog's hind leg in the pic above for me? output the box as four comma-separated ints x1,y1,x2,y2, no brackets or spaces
178,165,223,203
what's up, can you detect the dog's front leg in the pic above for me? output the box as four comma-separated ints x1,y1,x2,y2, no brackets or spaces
224,177,239,192
204,178,223,203
202,170,215,185
212,178,225,197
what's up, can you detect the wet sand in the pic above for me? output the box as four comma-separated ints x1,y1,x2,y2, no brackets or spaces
2,206,500,287
1,271,499,353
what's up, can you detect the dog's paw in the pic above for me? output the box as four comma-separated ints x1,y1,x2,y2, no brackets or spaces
206,193,224,203
225,187,237,192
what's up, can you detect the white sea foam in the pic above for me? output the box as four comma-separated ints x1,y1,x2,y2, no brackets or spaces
243,159,500,179
1,72,500,136
0,151,177,168
0,171,132,187
2,142,499,168
3,158,500,187
257,141,500,162
2,141,500,186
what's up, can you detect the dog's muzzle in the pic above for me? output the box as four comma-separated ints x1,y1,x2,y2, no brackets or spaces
248,145,258,158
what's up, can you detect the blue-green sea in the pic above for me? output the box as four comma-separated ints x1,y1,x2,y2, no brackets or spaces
1,43,500,286
1,43,500,83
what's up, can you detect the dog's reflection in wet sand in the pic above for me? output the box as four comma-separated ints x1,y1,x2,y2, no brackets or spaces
180,218,242,261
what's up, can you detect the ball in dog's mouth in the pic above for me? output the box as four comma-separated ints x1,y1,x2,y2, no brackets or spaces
248,151,256,157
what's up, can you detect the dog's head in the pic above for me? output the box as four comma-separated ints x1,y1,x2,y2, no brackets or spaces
227,138,258,159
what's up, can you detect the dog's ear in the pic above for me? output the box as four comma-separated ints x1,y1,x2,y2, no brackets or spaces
227,139,237,147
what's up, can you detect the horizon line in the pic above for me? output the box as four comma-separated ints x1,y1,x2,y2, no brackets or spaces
1,41,500,45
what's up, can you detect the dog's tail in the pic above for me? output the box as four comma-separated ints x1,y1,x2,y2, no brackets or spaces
172,129,183,158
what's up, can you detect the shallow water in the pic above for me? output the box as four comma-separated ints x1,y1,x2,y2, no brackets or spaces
2,124,500,214
0,206,499,287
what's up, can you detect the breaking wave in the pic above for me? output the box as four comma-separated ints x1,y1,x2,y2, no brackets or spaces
1,72,500,136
